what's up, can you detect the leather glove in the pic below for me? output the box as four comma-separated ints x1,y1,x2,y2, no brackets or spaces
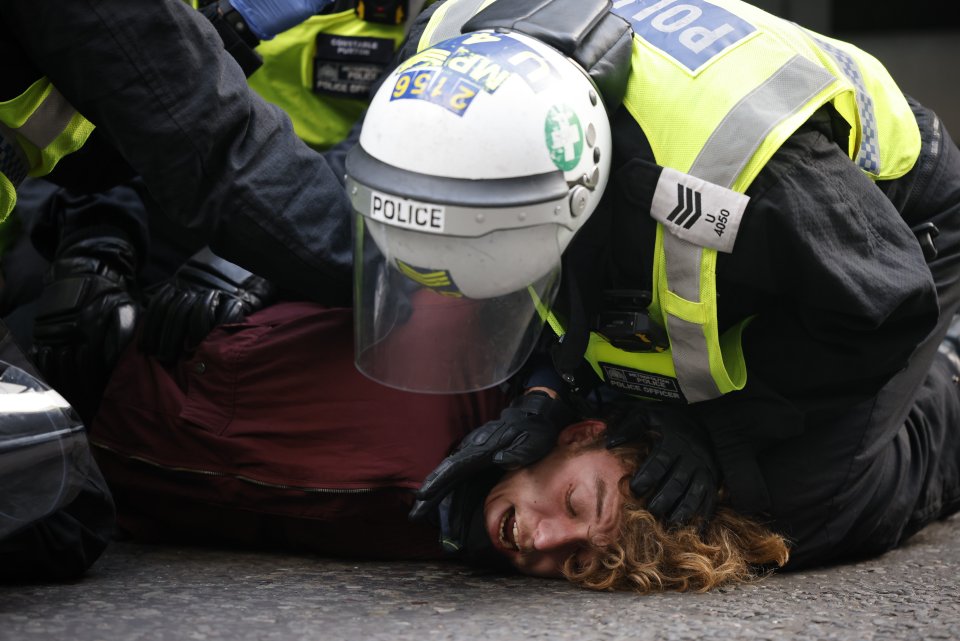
606,405,720,528
31,233,140,418
409,390,576,521
462,0,634,112
139,246,277,364
228,0,334,40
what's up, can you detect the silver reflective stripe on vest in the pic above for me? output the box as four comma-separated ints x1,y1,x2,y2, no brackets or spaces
424,0,490,46
690,55,836,186
0,123,29,188
666,55,836,403
15,86,75,150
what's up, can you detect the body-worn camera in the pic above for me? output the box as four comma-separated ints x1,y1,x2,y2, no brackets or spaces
595,290,669,352
356,0,408,25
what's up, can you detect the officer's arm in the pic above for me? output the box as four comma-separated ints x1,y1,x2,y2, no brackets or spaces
2,0,355,304
724,121,938,403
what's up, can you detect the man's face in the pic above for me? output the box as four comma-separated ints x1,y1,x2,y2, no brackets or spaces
483,422,628,578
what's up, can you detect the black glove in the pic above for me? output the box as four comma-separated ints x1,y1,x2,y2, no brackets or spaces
139,246,277,364
409,390,576,521
31,232,140,419
435,468,514,572
606,405,720,528
462,0,633,112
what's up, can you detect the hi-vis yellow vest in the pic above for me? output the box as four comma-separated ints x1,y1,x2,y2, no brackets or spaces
420,0,922,403
0,78,94,236
248,10,409,150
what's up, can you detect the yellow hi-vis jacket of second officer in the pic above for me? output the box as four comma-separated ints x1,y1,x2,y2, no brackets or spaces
248,2,425,150
419,0,922,404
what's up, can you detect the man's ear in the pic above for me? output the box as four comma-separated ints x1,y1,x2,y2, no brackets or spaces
557,420,607,447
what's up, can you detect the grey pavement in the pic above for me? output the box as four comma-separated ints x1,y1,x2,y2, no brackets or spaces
1,515,957,641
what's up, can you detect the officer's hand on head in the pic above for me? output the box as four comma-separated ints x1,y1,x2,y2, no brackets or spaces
606,404,720,528
139,246,277,364
228,0,335,40
31,232,141,417
462,0,633,112
409,389,577,521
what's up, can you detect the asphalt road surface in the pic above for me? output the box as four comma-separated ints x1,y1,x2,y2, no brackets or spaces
2,515,958,641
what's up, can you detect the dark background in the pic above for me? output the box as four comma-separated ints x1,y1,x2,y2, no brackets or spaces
751,0,960,137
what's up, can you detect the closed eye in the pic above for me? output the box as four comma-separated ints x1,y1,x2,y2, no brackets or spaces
565,486,576,517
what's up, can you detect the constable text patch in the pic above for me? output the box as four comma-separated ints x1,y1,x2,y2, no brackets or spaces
651,167,748,253
314,34,395,98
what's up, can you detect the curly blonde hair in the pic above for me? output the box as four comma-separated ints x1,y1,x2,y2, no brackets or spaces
562,438,789,592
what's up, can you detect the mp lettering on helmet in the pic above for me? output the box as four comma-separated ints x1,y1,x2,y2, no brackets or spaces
612,0,757,74
370,190,446,234
390,32,560,116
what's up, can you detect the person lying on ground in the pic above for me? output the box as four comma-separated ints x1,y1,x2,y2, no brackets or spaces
89,300,786,593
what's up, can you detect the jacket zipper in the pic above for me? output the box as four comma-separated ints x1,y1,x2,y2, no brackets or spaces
91,440,377,494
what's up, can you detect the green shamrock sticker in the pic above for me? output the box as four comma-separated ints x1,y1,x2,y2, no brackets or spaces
544,104,583,172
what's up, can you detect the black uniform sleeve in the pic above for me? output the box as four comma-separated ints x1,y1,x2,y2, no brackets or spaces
718,116,938,408
0,0,354,304
688,115,940,517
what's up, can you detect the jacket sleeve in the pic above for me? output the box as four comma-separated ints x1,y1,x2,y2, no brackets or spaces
0,0,354,304
719,117,939,408
691,116,940,515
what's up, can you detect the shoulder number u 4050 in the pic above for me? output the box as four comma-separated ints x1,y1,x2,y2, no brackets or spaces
705,208,729,237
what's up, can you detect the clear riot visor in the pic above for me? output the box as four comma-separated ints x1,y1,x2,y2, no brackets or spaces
354,212,562,394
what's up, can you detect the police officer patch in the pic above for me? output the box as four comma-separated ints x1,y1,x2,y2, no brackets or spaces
314,34,395,98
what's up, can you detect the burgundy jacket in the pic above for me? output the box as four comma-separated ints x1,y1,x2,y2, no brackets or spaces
91,302,504,559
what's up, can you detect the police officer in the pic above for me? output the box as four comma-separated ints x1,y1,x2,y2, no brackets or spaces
136,0,432,365
346,0,960,570
0,0,356,576
0,0,355,306
0,0,366,417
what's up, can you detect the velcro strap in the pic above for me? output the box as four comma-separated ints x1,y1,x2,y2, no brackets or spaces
462,0,610,56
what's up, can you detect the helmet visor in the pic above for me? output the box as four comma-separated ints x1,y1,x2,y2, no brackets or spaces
354,213,562,393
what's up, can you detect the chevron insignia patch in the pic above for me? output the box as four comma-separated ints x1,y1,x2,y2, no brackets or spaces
650,167,749,253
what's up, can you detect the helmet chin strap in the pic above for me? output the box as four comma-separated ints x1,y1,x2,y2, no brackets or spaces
550,264,602,399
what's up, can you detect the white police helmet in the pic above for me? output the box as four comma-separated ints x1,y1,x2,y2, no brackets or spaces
346,29,612,393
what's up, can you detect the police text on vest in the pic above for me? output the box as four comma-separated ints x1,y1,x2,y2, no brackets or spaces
612,0,757,74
